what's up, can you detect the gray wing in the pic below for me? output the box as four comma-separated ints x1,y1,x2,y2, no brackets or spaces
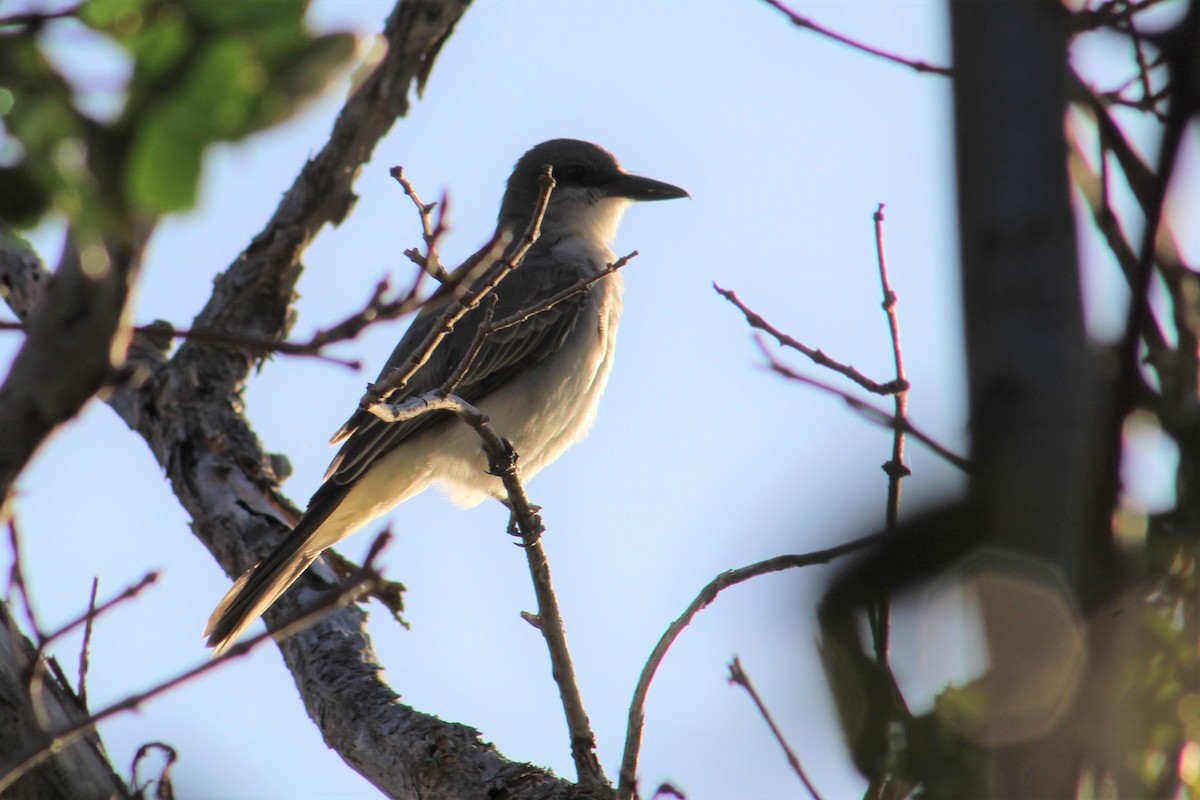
324,249,595,486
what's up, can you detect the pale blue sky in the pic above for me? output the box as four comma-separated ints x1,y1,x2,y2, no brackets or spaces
4,1,1187,798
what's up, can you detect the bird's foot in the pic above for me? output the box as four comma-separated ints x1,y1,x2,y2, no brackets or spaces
486,438,519,477
503,503,542,546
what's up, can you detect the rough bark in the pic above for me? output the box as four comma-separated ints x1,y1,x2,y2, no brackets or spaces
0,604,127,800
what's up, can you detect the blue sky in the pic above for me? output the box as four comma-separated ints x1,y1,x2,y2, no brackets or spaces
4,1,1190,798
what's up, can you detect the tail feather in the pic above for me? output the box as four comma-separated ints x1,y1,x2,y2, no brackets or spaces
206,479,354,655
204,533,318,656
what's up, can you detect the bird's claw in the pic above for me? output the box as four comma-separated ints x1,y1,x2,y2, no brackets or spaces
486,438,519,477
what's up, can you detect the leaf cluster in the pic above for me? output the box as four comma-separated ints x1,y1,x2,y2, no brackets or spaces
0,0,354,230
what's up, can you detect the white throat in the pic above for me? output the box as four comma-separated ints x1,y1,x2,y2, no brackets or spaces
542,188,631,247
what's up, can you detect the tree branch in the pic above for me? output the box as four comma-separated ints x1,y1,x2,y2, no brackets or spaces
616,537,882,799
760,0,952,76
367,388,606,786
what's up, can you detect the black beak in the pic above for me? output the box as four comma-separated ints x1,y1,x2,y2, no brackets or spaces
605,173,690,202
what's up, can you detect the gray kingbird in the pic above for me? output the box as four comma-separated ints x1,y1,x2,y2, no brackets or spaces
205,139,687,653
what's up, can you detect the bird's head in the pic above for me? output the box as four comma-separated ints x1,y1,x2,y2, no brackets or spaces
498,139,688,245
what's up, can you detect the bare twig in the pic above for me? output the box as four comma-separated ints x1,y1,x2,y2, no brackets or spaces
716,284,908,396
363,166,557,412
391,165,452,285
491,251,639,333
27,571,158,730
76,577,99,708
442,296,496,394
41,573,158,653
1131,40,1157,108
761,0,952,76
755,336,969,471
1065,122,1172,372
1071,0,1175,33
617,537,884,800
367,388,603,786
728,657,823,800
0,530,391,795
0,274,433,371
873,204,910,522
6,517,42,644
868,204,909,664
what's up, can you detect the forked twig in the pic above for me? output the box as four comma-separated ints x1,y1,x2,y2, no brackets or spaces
715,284,907,396
390,165,451,285
755,337,969,471
361,166,558,413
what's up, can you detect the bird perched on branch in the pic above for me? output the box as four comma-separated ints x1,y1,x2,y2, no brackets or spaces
205,139,687,654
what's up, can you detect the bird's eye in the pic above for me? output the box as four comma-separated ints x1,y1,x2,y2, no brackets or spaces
555,165,589,183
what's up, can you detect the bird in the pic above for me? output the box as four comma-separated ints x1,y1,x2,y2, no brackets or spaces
205,139,688,654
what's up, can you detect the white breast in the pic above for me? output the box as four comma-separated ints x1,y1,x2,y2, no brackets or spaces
432,252,625,507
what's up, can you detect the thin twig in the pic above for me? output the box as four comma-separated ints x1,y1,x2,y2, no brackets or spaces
869,204,908,664
616,537,884,800
76,577,99,708
0,276,433,371
27,571,157,729
390,165,451,285
755,336,970,471
716,284,908,396
1071,0,1174,31
41,572,158,652
363,166,557,412
728,656,824,800
490,251,639,333
761,0,952,76
442,296,496,393
368,388,604,786
6,517,42,644
1065,122,1172,372
0,530,391,795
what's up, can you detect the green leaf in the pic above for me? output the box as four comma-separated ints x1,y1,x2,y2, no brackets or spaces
124,102,205,212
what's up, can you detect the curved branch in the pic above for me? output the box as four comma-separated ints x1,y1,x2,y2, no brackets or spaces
616,536,882,799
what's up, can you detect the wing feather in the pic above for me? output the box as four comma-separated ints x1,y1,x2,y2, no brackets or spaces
326,246,597,485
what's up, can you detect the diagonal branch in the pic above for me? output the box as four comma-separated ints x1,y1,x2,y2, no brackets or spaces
756,337,969,472
761,0,953,76
715,283,908,396
728,657,823,800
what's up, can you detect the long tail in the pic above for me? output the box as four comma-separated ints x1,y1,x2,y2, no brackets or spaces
204,536,318,656
204,482,350,655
